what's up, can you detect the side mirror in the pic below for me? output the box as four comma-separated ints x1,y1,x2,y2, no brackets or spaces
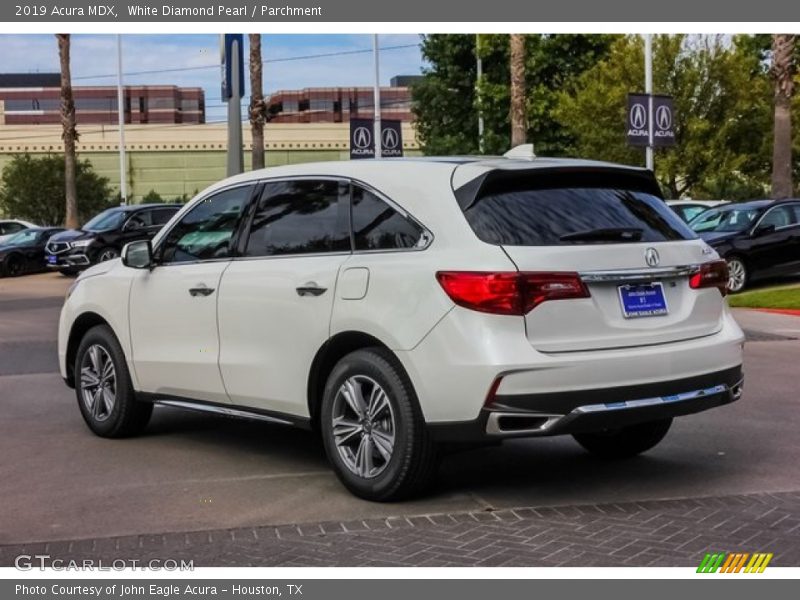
752,223,776,237
121,240,153,269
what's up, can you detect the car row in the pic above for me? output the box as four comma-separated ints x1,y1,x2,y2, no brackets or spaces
0,227,65,277
59,154,744,501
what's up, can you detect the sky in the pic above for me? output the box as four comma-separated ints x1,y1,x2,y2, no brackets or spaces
0,34,425,121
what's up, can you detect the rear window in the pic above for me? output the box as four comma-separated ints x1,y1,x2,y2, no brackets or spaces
460,170,695,246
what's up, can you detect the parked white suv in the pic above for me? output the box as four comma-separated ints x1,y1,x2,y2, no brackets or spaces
58,155,745,500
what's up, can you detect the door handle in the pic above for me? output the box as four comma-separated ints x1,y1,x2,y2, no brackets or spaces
296,282,327,297
189,284,215,297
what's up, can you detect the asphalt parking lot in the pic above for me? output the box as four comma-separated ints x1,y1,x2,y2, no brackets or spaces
1,272,800,566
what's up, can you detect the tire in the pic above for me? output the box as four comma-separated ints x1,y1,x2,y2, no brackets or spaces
96,247,119,263
572,418,673,459
74,324,152,438
320,347,440,501
59,268,80,277
725,256,748,293
4,254,23,277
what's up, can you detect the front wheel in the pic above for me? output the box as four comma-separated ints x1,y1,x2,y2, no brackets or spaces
96,247,119,263
320,348,440,501
726,256,748,293
573,418,672,459
75,324,152,438
4,254,23,277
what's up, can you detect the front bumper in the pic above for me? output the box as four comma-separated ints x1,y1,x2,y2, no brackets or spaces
46,251,91,269
429,365,743,442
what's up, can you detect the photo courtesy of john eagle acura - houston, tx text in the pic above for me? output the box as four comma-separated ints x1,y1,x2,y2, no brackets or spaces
57,148,744,501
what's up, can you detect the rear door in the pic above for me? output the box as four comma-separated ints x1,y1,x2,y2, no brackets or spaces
748,204,798,272
457,168,722,352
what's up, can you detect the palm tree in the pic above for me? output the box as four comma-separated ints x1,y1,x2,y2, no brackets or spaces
771,34,796,199
509,34,527,148
249,34,265,170
56,34,79,229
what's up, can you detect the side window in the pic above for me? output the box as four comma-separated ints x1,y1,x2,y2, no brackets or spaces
159,186,251,264
125,211,152,231
790,204,800,225
244,179,349,257
151,208,178,226
351,185,424,250
2,222,26,235
760,206,795,229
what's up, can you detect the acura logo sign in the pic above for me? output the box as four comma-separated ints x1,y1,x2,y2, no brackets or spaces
353,127,372,150
645,247,660,267
655,105,672,130
381,127,399,149
629,103,647,130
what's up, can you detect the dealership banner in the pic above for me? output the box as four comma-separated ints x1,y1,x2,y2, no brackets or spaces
349,118,403,159
4,0,800,21
627,94,676,148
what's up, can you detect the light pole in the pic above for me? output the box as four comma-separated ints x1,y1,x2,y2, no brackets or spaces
644,34,654,172
372,34,382,159
116,35,127,204
476,33,484,154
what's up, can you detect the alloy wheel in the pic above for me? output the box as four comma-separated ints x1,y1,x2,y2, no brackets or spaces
331,375,396,479
80,344,117,422
726,258,746,292
98,249,118,262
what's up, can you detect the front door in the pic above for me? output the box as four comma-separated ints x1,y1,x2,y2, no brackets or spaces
218,178,351,416
129,184,254,402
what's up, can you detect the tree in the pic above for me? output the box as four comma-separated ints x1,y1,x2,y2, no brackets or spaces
413,34,616,156
56,34,79,229
142,189,164,203
555,35,771,199
0,155,113,226
509,34,527,147
771,34,796,198
249,33,266,170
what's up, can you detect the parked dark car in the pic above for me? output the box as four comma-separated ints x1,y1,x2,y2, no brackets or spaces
689,199,800,292
0,227,65,277
45,203,181,275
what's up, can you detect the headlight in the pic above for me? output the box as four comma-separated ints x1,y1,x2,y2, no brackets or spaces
70,239,93,249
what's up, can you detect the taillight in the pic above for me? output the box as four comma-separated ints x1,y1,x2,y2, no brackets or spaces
436,271,590,315
689,260,728,296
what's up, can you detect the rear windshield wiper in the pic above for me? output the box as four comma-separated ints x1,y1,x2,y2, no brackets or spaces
559,227,644,243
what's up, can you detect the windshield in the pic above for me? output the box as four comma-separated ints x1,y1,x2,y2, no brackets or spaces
83,209,126,232
1,230,40,246
689,207,762,233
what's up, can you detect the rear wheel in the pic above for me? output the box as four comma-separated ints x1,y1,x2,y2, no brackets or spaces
75,324,152,438
573,418,672,459
59,268,80,276
320,348,440,501
726,256,748,293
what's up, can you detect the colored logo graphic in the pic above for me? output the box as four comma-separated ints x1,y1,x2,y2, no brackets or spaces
697,552,773,573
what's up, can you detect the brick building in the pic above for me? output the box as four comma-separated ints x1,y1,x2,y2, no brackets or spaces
0,73,205,126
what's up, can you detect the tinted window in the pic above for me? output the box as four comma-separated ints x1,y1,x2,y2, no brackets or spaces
760,205,796,228
351,185,423,250
461,171,694,246
1,222,26,235
245,179,349,257
125,211,152,230
151,208,178,226
159,186,251,264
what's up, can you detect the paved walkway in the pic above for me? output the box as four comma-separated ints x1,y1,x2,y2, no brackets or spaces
2,491,799,567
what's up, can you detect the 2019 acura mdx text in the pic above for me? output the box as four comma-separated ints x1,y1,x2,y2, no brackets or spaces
58,153,745,501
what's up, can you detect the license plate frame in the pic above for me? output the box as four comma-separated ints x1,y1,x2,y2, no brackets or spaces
617,282,669,318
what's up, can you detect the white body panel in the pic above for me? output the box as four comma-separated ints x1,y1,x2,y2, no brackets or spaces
58,157,745,432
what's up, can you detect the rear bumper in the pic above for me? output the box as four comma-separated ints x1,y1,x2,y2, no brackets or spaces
429,365,743,442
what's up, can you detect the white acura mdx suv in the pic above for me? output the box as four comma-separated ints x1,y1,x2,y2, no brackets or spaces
58,152,745,501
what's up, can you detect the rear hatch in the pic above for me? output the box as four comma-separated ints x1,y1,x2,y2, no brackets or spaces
454,165,724,352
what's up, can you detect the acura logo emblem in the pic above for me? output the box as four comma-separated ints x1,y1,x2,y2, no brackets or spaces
630,103,647,129
655,105,672,130
381,127,399,149
645,247,660,267
353,126,372,149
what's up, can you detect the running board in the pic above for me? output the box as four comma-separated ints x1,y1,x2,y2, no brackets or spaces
155,399,295,426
